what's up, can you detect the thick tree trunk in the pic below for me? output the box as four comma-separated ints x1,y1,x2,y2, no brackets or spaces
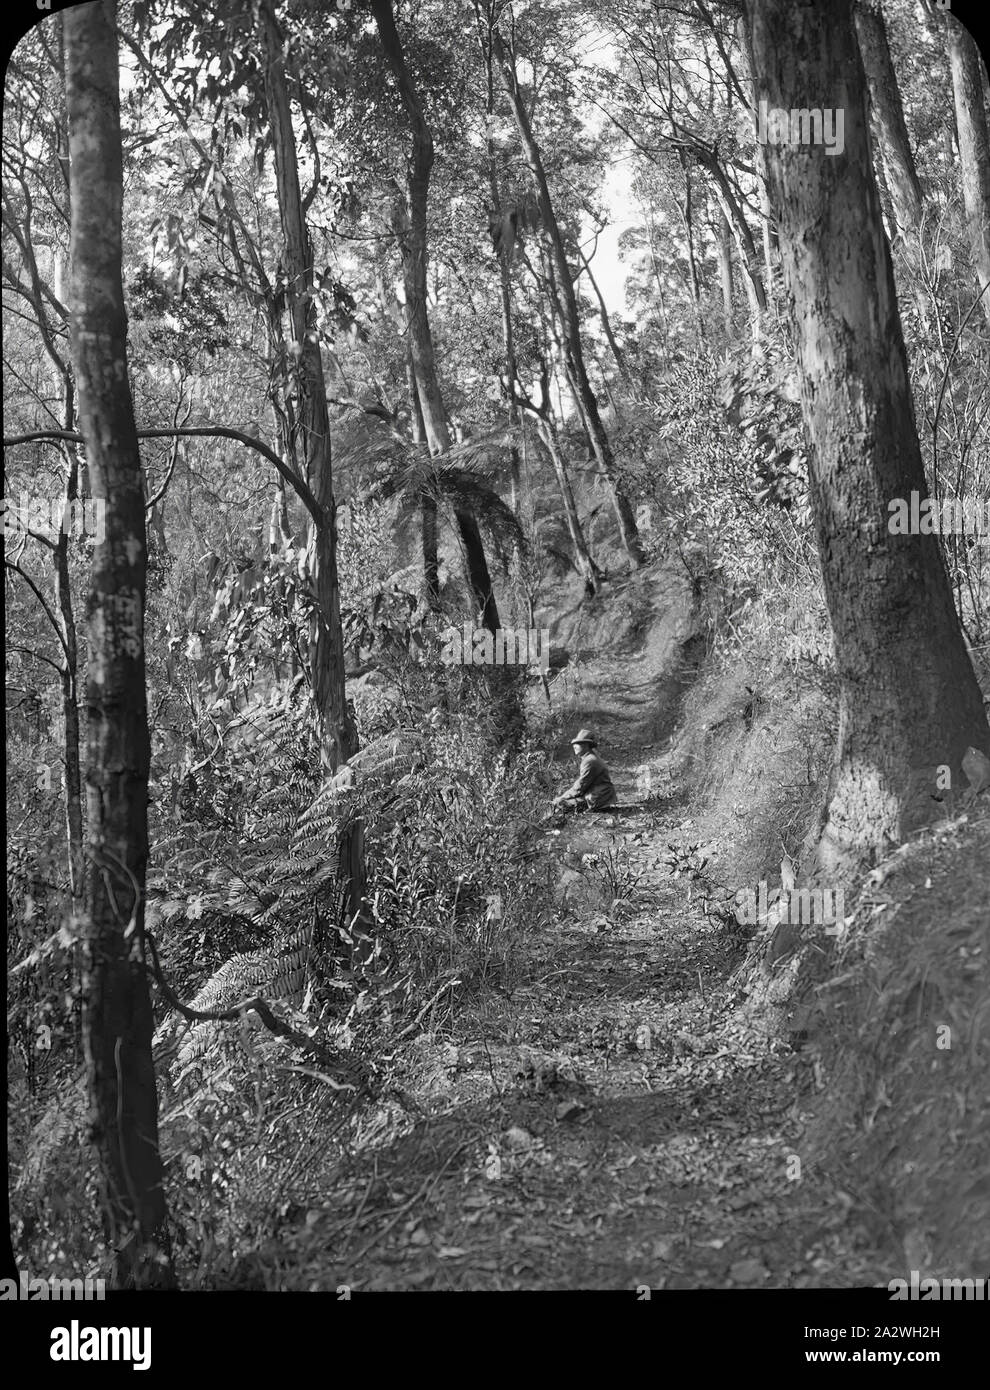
338,816,374,967
455,507,500,631
372,0,501,630
257,0,357,767
854,0,923,238
746,0,990,873
388,194,446,455
64,0,174,1289
406,348,440,603
946,14,990,323
420,493,440,610
491,28,645,567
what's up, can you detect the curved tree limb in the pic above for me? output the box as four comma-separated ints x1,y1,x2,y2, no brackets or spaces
5,426,323,523
4,559,70,659
145,930,364,1087
7,641,63,675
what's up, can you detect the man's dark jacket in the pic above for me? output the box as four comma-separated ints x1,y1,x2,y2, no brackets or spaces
562,752,616,808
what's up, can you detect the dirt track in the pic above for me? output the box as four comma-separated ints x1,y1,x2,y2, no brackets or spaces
253,589,893,1291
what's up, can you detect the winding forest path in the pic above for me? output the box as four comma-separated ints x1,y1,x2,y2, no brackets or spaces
304,801,888,1290
273,583,893,1291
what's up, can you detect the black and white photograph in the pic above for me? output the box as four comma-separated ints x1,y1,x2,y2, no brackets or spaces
3,0,989,1357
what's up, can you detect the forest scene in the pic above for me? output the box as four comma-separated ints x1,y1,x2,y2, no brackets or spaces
4,0,990,1321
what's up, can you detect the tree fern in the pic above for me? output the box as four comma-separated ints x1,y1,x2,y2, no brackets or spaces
365,429,527,572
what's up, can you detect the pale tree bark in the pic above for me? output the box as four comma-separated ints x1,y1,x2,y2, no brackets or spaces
716,205,734,333
505,243,601,590
853,0,923,237
63,0,174,1289
4,431,84,908
489,24,645,567
735,10,779,308
3,52,85,906
480,38,524,511
514,355,602,593
55,417,85,907
256,0,358,767
48,72,86,909
867,108,898,240
678,148,705,340
577,245,633,386
268,474,291,554
371,0,502,632
541,240,624,500
535,417,603,592
745,0,990,874
496,251,523,513
490,188,524,513
487,214,528,612
695,147,767,332
853,4,933,333
945,12,990,324
641,196,671,352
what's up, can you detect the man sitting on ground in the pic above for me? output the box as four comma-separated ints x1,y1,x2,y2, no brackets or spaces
552,729,617,820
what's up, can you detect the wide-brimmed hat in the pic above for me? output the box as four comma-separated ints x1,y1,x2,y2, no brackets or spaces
570,728,597,747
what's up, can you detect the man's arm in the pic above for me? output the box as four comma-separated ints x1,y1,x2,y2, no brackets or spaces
562,755,597,800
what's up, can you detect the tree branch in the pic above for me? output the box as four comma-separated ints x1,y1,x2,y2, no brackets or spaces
5,427,324,524
4,560,69,660
145,930,365,1086
7,641,63,675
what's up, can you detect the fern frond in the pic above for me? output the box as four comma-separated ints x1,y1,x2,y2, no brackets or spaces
17,1071,88,1191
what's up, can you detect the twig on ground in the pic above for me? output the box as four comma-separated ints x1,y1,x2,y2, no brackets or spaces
392,978,462,1045
347,1142,467,1265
